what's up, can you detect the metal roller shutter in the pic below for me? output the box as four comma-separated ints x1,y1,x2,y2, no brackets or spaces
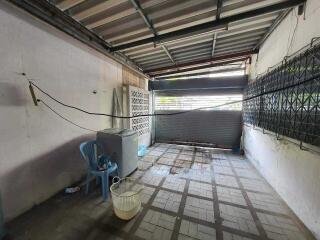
154,92,243,148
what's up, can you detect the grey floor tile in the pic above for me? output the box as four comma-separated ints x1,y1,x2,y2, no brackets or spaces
132,184,155,204
141,173,163,186
217,186,247,206
183,169,212,183
212,159,231,167
257,212,307,240
157,157,175,166
142,155,158,163
219,203,258,235
152,190,182,213
214,166,234,175
247,192,288,214
178,154,193,161
135,210,176,240
215,174,239,188
179,219,216,240
223,231,252,240
230,161,252,169
175,159,192,168
234,168,260,179
138,161,153,170
188,181,213,199
191,163,211,171
7,143,314,240
148,150,164,157
162,152,178,159
148,164,171,176
184,197,215,223
240,178,272,193
162,175,186,192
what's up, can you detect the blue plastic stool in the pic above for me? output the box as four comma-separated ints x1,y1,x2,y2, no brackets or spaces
80,140,119,201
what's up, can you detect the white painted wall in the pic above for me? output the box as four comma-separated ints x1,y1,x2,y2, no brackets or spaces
0,2,123,221
245,0,320,238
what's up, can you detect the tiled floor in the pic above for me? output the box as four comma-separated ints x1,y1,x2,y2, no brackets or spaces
6,143,315,240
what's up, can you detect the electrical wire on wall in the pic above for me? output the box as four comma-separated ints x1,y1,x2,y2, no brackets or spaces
24,69,320,130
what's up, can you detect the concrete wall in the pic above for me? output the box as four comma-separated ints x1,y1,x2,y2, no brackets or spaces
244,0,320,238
0,2,123,221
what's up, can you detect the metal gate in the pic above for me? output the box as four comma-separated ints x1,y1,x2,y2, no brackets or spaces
155,110,242,148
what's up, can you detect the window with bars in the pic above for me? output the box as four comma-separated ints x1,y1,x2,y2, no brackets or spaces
155,95,243,111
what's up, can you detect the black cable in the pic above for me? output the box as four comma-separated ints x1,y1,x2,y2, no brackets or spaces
29,81,244,118
30,71,320,119
39,100,98,132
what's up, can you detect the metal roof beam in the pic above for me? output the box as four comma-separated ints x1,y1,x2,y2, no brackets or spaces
155,67,245,80
56,0,85,11
151,58,248,77
145,50,257,74
211,33,217,57
216,0,223,21
72,0,127,21
111,0,305,52
129,0,176,65
161,44,176,64
129,0,157,36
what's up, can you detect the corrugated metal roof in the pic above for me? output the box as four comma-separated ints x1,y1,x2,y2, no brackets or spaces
52,0,298,75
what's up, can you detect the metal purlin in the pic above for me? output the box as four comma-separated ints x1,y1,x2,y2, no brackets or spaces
243,39,320,147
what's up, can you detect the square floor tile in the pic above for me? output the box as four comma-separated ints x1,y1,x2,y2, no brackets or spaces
240,178,272,193
163,153,178,159
142,155,158,163
157,157,175,166
138,161,153,170
135,210,176,240
184,169,212,183
223,231,251,240
215,175,239,188
167,148,180,153
178,154,193,161
217,186,247,206
234,168,260,179
213,159,231,167
230,161,252,169
162,176,186,192
219,203,258,235
130,170,144,179
141,174,163,186
148,150,164,157
212,153,228,160
155,146,169,151
149,165,171,176
257,212,307,240
179,219,216,240
214,166,234,175
181,151,194,156
188,181,213,199
159,143,172,148
132,185,155,204
194,156,211,164
247,192,288,214
191,163,211,171
175,159,192,168
152,190,182,213
184,197,214,223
